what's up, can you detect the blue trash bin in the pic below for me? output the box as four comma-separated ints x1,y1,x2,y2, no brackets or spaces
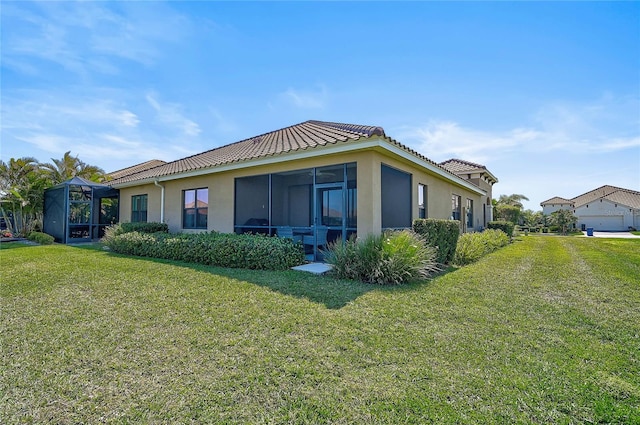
586,228,594,236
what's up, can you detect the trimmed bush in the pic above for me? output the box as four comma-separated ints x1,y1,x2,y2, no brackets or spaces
103,231,305,271
412,218,460,264
27,231,55,245
120,222,169,234
487,221,515,237
324,230,440,285
453,229,509,266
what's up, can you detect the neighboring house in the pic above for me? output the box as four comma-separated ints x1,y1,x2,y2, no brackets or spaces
108,120,498,260
541,185,640,231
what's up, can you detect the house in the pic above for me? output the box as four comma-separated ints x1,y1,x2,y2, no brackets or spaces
541,185,640,231
108,120,498,260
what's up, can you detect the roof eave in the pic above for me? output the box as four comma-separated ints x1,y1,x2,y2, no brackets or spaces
110,136,485,195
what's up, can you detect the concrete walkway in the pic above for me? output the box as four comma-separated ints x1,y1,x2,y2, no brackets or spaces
581,231,640,239
292,262,333,275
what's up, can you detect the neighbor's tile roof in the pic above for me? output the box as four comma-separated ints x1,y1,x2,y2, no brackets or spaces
540,196,574,205
572,186,640,209
108,159,167,180
571,185,640,208
543,185,640,209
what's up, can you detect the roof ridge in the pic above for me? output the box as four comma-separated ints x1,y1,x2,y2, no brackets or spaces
440,158,487,169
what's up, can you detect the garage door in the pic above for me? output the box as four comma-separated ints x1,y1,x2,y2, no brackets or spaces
581,215,625,231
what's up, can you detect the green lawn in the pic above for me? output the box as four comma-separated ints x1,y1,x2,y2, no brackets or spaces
1,236,639,424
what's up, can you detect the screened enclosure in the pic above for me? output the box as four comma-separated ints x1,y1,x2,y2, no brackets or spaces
43,176,119,243
234,162,357,261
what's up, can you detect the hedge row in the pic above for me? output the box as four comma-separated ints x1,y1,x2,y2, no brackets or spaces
453,229,510,266
120,222,169,234
412,218,460,264
487,221,515,237
103,231,305,271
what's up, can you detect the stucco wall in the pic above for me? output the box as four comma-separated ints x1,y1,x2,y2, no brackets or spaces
575,199,636,231
116,147,487,235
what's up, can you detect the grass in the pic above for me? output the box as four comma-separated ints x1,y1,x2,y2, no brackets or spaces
1,236,639,424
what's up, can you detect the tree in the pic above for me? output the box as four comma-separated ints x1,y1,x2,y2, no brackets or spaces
0,157,47,236
493,193,530,224
41,151,106,185
497,194,529,209
550,209,577,235
1,153,107,237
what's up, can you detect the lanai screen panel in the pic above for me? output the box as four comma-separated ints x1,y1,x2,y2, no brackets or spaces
43,186,66,243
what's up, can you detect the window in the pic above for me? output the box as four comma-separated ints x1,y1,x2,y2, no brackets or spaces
452,194,461,220
183,188,208,229
466,199,474,228
381,164,412,229
131,194,148,223
418,184,427,219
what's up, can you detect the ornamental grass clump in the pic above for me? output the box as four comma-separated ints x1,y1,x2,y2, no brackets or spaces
325,230,439,285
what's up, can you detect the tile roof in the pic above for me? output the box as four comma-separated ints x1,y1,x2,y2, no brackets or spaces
572,185,640,208
109,120,386,185
439,158,498,183
542,185,640,209
108,159,167,180
440,159,487,173
571,185,640,208
107,120,483,193
540,196,573,205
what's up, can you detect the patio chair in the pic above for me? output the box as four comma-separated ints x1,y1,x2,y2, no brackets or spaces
277,226,301,242
302,226,329,251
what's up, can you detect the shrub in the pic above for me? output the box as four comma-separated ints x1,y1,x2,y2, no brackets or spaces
412,219,460,264
103,231,305,271
325,230,440,285
27,231,55,245
487,221,515,237
101,222,168,245
120,222,169,234
453,229,509,266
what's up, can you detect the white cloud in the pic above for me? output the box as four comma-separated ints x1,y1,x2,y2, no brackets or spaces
0,89,203,172
1,2,191,76
281,86,327,109
397,94,640,163
146,93,201,137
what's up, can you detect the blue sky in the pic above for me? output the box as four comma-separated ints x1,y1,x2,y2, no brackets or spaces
2,1,639,211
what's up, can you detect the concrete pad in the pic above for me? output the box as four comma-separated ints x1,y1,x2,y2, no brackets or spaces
292,262,333,275
583,231,640,239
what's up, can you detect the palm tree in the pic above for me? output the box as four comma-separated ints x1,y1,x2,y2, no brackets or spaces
493,194,530,224
496,194,530,209
41,151,106,184
0,157,47,236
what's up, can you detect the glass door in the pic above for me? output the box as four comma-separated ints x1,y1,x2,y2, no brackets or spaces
311,184,346,260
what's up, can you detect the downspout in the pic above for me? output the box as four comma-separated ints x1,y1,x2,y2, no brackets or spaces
154,179,165,223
